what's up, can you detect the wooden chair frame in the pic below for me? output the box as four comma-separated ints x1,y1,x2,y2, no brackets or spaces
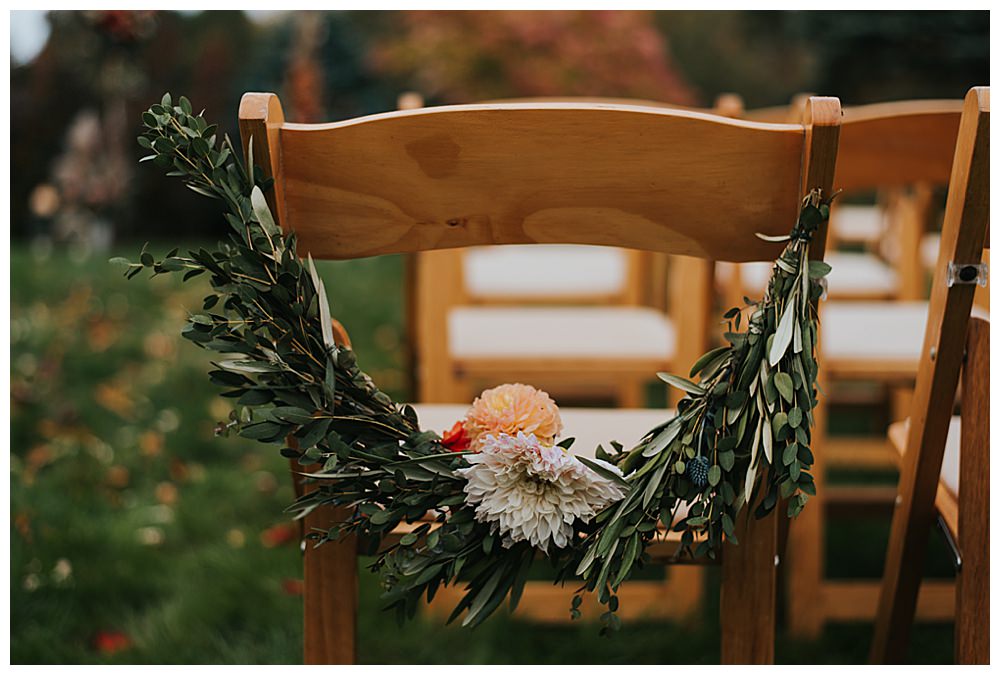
238,91,841,664
870,86,989,663
769,98,967,637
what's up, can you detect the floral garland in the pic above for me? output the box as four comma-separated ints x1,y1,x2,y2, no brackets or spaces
118,94,833,632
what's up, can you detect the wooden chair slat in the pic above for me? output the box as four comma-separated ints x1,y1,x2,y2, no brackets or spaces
871,86,989,663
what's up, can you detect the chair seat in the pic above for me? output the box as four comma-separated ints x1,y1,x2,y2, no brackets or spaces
921,233,941,270
449,306,675,362
411,403,674,459
463,245,628,300
831,204,886,244
823,301,931,376
888,416,960,536
731,252,897,300
823,302,989,378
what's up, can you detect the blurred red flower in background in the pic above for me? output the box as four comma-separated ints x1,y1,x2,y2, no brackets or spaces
93,630,132,655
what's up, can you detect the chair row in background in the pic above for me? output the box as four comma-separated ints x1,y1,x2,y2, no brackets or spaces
399,89,989,653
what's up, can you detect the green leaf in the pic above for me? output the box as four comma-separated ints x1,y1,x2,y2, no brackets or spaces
808,260,833,278
788,406,803,428
774,372,794,403
782,442,798,466
656,372,706,396
708,465,722,487
251,185,281,237
577,455,630,489
769,299,797,366
689,346,729,378
369,509,392,526
642,420,681,457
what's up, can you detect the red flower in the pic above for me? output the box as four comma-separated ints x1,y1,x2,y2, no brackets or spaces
282,578,305,596
260,522,298,548
442,421,471,452
94,631,132,655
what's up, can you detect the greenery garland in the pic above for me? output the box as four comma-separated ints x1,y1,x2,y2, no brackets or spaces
117,94,833,633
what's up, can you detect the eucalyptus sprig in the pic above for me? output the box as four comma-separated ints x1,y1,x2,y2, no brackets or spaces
564,190,834,625
118,94,541,630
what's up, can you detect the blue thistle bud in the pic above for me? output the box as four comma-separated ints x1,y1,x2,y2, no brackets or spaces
687,455,710,488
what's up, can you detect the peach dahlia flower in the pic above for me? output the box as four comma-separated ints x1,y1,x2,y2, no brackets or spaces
464,383,562,447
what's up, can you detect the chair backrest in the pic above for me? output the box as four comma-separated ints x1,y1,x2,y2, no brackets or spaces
735,98,965,302
418,93,748,308
833,99,963,193
239,94,841,263
872,86,989,662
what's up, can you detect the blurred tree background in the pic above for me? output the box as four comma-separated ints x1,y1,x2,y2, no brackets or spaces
9,10,988,664
11,10,988,247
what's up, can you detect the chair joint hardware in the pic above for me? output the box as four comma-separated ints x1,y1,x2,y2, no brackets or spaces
946,262,988,288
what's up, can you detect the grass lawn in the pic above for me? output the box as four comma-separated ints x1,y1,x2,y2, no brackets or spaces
10,243,955,664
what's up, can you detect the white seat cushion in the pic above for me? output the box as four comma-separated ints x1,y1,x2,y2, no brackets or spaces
463,245,628,299
823,301,989,365
411,404,674,460
823,301,930,363
449,306,675,360
891,416,961,496
831,204,886,243
733,252,897,298
940,417,961,497
921,233,941,270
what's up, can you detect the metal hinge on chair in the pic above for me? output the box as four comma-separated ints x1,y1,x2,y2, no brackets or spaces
946,261,988,288
935,515,962,573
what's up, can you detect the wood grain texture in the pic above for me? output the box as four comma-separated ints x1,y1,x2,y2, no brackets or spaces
956,317,989,664
272,104,808,262
721,508,778,663
871,86,989,664
834,100,963,193
822,580,954,621
239,93,287,225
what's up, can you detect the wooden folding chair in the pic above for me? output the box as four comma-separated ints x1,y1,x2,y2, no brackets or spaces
238,91,841,664
753,99,967,638
406,94,744,409
870,86,989,664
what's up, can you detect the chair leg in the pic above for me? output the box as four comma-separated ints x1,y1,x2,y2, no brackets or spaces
302,504,358,665
956,321,989,664
720,509,778,664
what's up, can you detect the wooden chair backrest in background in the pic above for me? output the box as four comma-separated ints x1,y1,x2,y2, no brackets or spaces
870,86,989,663
815,98,963,300
238,92,842,664
734,98,963,304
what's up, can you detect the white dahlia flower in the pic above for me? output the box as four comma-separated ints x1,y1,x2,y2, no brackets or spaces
457,432,625,551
